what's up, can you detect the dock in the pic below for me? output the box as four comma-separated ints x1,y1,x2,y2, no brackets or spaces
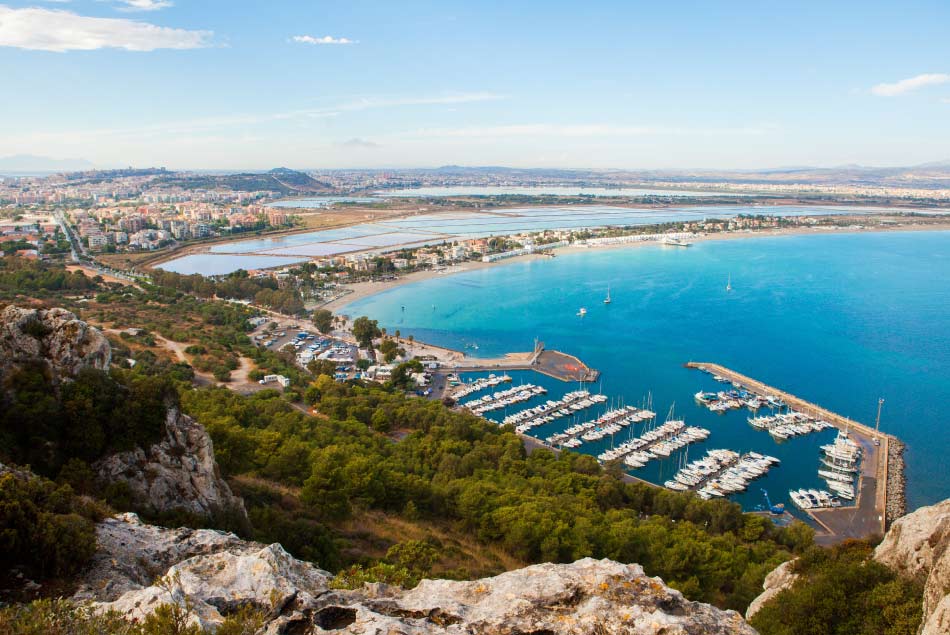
687,361,900,539
448,341,600,383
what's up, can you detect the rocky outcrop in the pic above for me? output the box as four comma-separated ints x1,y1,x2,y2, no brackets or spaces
874,498,950,635
81,515,756,634
744,559,798,620
0,305,110,379
94,407,247,522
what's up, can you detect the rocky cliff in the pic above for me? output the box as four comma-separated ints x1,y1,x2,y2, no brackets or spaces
93,407,247,521
1,304,243,523
0,305,110,378
79,514,756,635
874,498,950,635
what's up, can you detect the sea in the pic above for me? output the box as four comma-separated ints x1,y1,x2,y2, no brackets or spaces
342,231,950,513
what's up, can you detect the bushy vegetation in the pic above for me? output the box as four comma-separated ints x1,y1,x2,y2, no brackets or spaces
0,364,176,478
150,269,305,315
750,540,923,635
0,471,102,582
0,256,98,293
183,378,812,610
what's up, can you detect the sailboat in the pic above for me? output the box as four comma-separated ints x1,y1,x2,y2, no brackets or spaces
726,274,732,292
604,285,611,304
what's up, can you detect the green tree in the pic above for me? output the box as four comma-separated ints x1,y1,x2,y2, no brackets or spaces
312,309,334,334
352,316,381,349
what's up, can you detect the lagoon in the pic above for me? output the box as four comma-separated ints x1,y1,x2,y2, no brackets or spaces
156,204,902,275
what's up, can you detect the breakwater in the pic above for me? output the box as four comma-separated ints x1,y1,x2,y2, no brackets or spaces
885,438,907,527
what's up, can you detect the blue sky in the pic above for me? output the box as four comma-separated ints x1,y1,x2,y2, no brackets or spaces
1,0,949,170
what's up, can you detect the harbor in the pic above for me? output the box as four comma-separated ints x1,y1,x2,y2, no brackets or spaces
686,362,898,538
344,233,943,533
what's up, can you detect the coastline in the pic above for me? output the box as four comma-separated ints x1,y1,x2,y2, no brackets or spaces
328,222,950,315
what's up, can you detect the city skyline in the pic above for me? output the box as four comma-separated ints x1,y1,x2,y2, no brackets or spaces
1,0,949,170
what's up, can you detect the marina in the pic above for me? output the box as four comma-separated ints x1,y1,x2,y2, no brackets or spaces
688,362,893,537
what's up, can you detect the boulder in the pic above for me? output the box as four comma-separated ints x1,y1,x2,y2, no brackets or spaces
0,305,110,379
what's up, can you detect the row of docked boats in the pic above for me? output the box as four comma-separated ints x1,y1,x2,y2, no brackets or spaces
695,389,786,413
748,411,834,440
451,373,512,399
544,406,655,446
789,488,842,510
597,419,686,462
506,391,607,431
665,449,739,491
695,452,780,499
464,384,547,415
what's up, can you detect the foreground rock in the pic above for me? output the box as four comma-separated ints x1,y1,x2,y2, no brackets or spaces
93,407,247,521
874,498,950,635
82,515,756,634
744,559,798,620
0,305,110,378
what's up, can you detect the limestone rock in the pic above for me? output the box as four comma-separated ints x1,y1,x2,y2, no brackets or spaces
82,515,756,634
0,305,110,378
93,407,247,521
874,498,950,635
745,559,798,620
73,512,250,603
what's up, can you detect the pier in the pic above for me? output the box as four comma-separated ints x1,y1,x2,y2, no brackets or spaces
687,361,899,539
444,341,600,384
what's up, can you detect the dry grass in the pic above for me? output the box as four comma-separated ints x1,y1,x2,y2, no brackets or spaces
336,509,526,579
228,475,524,579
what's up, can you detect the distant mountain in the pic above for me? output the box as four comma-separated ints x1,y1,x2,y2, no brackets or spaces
0,154,94,173
916,159,950,169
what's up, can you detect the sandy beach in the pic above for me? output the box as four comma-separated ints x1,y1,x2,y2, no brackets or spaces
324,221,950,315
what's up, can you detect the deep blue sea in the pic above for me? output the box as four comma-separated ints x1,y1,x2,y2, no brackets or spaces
344,231,950,513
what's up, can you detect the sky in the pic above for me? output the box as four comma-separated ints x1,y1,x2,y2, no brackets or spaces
1,0,949,170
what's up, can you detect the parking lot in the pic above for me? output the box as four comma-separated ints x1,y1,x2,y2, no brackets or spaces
249,319,363,381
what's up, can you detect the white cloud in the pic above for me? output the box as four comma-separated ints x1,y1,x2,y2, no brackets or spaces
115,0,174,11
871,73,950,96
337,138,380,149
0,5,211,52
293,35,356,45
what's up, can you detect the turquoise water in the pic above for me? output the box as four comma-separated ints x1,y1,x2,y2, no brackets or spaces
344,231,950,512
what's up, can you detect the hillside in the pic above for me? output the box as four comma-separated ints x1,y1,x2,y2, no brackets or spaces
152,168,335,194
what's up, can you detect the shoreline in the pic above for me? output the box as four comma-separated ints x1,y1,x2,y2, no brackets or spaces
143,202,949,272
327,222,950,315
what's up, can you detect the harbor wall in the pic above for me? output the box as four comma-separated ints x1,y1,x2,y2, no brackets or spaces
885,438,907,527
